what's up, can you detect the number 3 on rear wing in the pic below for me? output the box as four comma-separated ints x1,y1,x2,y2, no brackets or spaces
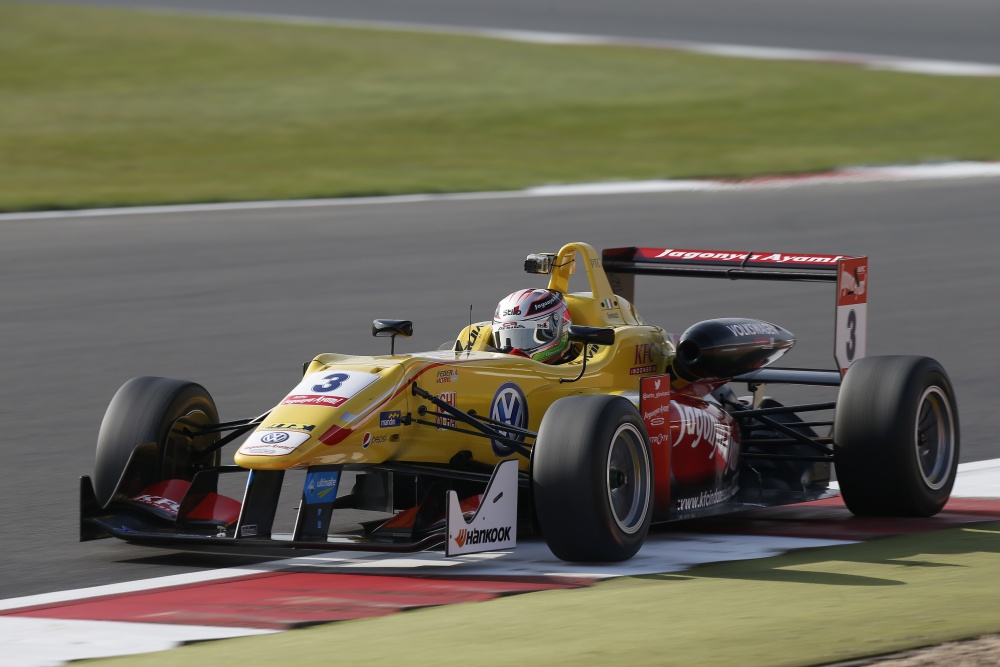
601,247,868,376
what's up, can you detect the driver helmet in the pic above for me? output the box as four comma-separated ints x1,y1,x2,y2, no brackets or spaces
492,289,572,363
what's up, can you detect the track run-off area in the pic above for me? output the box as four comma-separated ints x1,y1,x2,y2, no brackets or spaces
2,171,1000,665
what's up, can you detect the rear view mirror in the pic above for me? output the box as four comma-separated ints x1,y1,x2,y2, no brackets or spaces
372,319,413,355
567,325,615,347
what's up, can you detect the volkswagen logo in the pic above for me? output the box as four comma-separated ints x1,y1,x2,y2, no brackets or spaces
489,382,528,456
260,431,290,444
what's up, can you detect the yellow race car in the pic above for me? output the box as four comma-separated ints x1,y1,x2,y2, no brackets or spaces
80,242,959,562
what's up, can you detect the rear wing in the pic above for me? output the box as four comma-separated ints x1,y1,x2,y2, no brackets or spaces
602,247,868,376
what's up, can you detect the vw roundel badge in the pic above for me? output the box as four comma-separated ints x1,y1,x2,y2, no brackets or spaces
260,431,290,444
489,381,528,456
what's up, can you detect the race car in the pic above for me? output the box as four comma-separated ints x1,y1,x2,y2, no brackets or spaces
80,242,959,562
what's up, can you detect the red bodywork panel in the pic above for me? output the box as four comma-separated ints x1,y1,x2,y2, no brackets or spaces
642,375,741,520
127,480,241,526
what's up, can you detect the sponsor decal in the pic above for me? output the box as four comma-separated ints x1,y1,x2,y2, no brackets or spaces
260,431,289,444
641,377,670,402
304,470,340,504
529,294,560,314
436,392,457,429
379,410,402,428
131,494,179,515
279,370,379,408
632,343,660,372
501,306,521,316
649,433,670,445
640,377,672,474
467,326,481,346
238,430,311,457
839,261,868,303
673,403,733,464
725,321,779,337
653,248,843,265
436,369,458,384
453,526,512,548
360,432,386,448
636,343,653,364
262,423,316,432
282,395,348,407
240,524,257,537
490,382,528,457
643,404,668,421
675,481,739,511
239,443,299,456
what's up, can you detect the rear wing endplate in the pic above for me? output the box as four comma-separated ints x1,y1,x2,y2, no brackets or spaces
602,247,868,376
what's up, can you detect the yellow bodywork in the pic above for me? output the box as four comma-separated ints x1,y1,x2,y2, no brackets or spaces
233,242,674,472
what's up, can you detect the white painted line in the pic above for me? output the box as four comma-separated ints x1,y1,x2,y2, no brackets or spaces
958,459,1000,473
0,566,265,612
825,459,1000,498
2,161,999,222
953,459,1000,498
0,556,322,612
0,617,274,667
136,7,1000,78
0,190,530,222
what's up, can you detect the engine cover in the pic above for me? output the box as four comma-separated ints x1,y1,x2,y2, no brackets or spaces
673,318,795,382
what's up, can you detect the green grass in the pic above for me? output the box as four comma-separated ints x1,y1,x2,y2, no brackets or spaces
85,524,1000,666
2,2,1000,211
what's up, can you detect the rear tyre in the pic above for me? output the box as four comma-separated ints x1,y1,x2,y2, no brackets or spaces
834,356,959,517
93,376,220,508
533,395,653,562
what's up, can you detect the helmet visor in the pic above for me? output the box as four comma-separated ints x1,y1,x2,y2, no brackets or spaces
493,322,553,352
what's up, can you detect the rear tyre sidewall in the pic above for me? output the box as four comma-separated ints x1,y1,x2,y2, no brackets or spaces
533,395,653,562
94,376,220,508
834,356,959,517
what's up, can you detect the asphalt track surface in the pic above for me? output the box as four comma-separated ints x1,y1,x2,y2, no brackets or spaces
24,0,1000,64
1,178,998,601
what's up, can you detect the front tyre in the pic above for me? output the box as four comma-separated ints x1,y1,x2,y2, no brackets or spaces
834,356,959,517
533,395,653,562
93,376,220,508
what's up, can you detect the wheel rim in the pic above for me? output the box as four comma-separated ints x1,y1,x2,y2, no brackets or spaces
605,423,651,534
914,386,955,491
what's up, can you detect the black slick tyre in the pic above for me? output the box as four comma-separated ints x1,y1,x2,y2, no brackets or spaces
834,356,959,517
93,376,220,508
533,394,653,562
